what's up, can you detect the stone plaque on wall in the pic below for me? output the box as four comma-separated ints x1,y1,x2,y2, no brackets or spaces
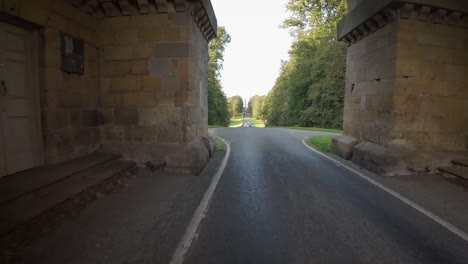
60,33,84,74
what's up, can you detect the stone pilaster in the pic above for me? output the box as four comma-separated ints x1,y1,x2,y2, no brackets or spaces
97,0,217,174
333,0,468,175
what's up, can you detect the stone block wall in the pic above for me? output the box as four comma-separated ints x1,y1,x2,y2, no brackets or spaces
5,1,101,164
393,18,468,152
344,17,468,152
188,13,209,141
0,0,216,173
41,2,101,164
343,20,398,147
336,0,468,175
98,6,212,173
97,14,184,144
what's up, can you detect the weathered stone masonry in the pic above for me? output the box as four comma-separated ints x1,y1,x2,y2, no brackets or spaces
0,0,217,174
332,0,468,175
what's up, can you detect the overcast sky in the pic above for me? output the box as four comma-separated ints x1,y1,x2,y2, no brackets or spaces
210,0,293,103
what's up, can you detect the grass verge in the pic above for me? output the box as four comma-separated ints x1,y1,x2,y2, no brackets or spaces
247,118,265,128
215,137,226,152
208,125,224,128
307,135,335,153
229,117,243,128
280,126,343,133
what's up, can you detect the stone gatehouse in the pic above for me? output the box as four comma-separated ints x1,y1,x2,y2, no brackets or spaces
333,0,467,175
0,0,216,177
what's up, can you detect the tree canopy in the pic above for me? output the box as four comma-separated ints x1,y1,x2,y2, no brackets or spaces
282,0,347,39
248,95,266,119
208,26,231,127
261,0,347,129
227,95,244,118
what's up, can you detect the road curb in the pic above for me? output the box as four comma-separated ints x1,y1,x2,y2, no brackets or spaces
169,137,231,264
302,139,468,244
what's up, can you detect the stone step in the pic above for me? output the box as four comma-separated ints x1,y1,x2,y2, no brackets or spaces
0,153,120,205
0,159,135,235
437,166,468,181
452,159,468,170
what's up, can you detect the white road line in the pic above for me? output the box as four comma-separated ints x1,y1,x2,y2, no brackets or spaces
169,137,231,264
302,139,468,243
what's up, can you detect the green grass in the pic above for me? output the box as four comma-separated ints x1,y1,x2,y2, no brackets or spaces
208,125,224,128
229,115,265,128
215,137,226,152
247,118,265,128
307,135,335,153
279,126,343,133
229,117,243,128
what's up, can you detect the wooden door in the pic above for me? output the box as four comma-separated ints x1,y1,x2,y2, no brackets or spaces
0,21,41,176
0,25,5,177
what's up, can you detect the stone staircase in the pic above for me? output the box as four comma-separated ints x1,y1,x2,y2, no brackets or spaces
0,152,136,235
438,159,468,181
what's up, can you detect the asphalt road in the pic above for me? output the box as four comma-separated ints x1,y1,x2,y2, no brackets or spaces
184,128,468,264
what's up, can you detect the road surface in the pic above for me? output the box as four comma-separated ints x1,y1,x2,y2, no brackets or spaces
183,128,468,264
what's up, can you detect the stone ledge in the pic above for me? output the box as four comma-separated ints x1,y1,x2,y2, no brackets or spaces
101,137,211,174
338,0,468,46
351,141,412,176
331,135,358,160
350,141,468,176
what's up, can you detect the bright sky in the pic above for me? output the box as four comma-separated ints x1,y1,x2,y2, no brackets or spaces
210,0,294,103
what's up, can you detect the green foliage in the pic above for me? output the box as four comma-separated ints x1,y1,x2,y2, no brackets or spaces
247,95,266,119
282,0,347,40
247,117,265,128
307,135,334,152
227,95,244,118
279,126,342,133
229,117,243,128
208,27,231,127
262,0,347,129
215,137,226,152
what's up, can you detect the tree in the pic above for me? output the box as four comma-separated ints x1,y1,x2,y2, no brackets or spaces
248,95,266,119
208,27,231,127
282,0,347,40
262,61,292,126
262,0,347,129
227,95,244,118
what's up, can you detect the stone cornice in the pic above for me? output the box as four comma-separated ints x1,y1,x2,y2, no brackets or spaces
190,0,217,41
69,0,217,41
337,0,468,46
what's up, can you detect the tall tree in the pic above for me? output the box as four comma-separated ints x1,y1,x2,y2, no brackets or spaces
248,95,266,119
282,0,347,39
208,27,231,127
227,95,244,118
262,0,347,129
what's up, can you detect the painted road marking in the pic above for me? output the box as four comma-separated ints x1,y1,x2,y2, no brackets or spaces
302,139,468,244
169,137,231,264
